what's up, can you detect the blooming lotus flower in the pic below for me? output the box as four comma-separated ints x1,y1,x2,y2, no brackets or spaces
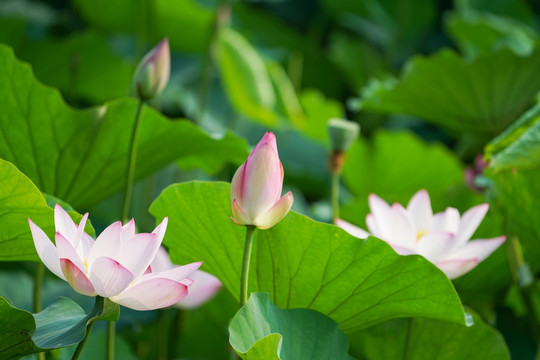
230,132,293,229
151,247,222,309
131,38,170,100
28,205,201,310
336,190,505,279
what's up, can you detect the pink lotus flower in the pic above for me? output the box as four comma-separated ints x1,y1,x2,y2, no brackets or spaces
151,247,222,309
131,38,170,100
230,132,293,229
28,205,201,310
336,190,505,279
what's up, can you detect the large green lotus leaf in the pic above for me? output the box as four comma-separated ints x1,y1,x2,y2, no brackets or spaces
0,296,119,359
229,293,353,360
348,310,510,360
358,48,540,135
215,27,279,127
341,131,464,222
15,30,134,104
485,103,540,269
71,0,213,53
0,159,91,261
446,11,538,58
149,181,465,333
0,44,249,209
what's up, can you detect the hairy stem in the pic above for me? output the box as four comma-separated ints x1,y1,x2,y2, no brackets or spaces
240,225,256,306
121,99,145,222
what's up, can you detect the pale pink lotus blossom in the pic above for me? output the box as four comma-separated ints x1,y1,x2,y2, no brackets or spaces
336,190,505,279
131,38,170,100
28,205,201,310
230,132,293,229
151,247,222,309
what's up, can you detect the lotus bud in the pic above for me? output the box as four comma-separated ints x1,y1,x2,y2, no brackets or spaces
131,38,170,101
230,132,294,230
328,118,360,174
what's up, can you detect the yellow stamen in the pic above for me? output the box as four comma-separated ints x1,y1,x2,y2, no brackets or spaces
416,230,427,242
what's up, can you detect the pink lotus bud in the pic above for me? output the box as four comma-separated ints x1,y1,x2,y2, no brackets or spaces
131,38,170,100
230,132,293,229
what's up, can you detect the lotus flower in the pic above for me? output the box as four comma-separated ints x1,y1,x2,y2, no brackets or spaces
131,38,170,100
151,247,222,309
336,190,505,279
28,205,201,310
230,132,293,229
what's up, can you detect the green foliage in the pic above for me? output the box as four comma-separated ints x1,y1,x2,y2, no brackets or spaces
0,159,91,262
341,131,465,222
0,296,119,359
348,310,510,359
0,44,248,209
150,181,466,333
216,27,278,126
486,103,540,270
72,0,213,53
358,48,540,135
229,293,353,360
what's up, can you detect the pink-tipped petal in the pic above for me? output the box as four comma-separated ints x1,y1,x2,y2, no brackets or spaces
152,217,168,245
241,134,284,219
406,189,433,231
253,191,293,230
54,204,77,240
28,219,65,280
116,233,160,279
60,259,96,296
368,194,392,240
89,257,134,298
416,232,454,262
55,233,86,273
110,278,188,311
143,261,202,282
387,204,416,248
453,204,490,249
436,258,480,279
177,271,222,309
231,199,251,226
446,236,506,262
230,163,246,204
335,219,369,239
432,207,460,233
87,221,123,267
120,219,136,242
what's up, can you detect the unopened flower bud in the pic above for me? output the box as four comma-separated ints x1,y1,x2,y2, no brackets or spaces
131,38,170,101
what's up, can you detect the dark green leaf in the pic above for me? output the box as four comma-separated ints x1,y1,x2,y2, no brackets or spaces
0,44,249,209
358,49,540,135
348,310,510,359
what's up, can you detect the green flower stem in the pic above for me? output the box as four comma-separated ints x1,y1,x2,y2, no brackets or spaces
331,172,340,222
506,235,538,342
240,225,256,307
157,309,168,360
71,320,96,360
33,263,45,360
107,320,115,360
121,98,145,222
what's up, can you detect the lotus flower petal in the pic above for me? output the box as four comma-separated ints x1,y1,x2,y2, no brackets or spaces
109,277,189,311
335,219,369,239
176,271,223,309
407,189,433,231
28,219,65,280
436,258,480,279
60,258,96,296
453,204,489,249
90,257,134,298
253,191,294,230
